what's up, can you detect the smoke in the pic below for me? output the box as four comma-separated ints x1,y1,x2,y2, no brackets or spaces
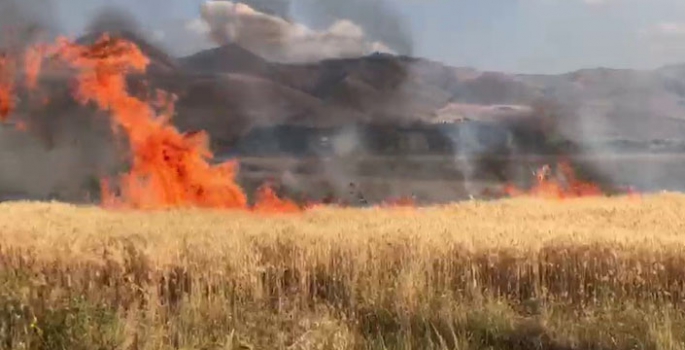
230,0,413,56
0,0,413,203
0,112,120,201
232,0,291,19
0,2,137,202
190,0,414,204
190,0,417,202
196,1,395,63
317,126,367,203
291,0,414,56
0,0,57,49
85,6,143,36
0,0,630,204
0,0,68,200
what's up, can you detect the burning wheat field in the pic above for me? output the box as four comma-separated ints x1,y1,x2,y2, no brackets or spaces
0,2,685,350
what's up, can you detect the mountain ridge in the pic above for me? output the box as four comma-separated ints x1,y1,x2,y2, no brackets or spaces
6,30,685,203
24,31,685,152
176,40,685,142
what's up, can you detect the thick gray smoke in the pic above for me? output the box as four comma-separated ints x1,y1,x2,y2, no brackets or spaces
0,0,416,203
85,6,143,36
192,0,417,203
0,0,57,49
0,2,131,202
0,0,633,205
186,1,406,203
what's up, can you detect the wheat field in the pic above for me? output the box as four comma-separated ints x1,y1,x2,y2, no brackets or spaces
0,193,685,349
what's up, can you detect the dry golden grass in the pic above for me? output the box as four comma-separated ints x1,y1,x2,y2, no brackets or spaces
1,193,685,349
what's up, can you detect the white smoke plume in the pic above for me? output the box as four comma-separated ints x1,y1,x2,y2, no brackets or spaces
291,0,413,56
193,0,395,63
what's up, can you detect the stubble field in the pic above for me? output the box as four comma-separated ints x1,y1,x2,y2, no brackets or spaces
0,193,684,349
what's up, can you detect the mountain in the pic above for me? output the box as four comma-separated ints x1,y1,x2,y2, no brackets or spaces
517,66,685,142
176,42,685,144
9,31,685,203
178,43,272,77
24,31,685,153
176,49,545,142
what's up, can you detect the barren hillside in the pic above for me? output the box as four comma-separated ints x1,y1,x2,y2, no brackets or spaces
4,30,685,203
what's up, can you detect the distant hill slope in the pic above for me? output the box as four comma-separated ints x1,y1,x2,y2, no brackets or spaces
517,66,685,142
22,31,685,154
178,43,685,144
8,31,685,202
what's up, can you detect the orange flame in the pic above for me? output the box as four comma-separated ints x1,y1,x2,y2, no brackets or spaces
0,33,642,210
1,42,48,125
252,183,301,213
0,34,301,212
0,54,16,121
504,159,603,199
49,35,255,210
23,45,44,90
50,34,305,211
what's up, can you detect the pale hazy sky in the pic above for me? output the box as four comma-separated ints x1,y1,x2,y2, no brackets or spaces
52,0,685,74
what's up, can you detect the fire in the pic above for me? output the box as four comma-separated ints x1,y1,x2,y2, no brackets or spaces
0,53,16,121
23,45,44,90
252,183,301,213
47,34,297,211
0,45,47,132
381,196,416,208
504,159,603,199
0,32,641,210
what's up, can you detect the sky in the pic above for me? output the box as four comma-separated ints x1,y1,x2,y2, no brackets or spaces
48,0,685,75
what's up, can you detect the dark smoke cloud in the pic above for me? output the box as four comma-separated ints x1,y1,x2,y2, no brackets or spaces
85,6,143,36
0,1,133,202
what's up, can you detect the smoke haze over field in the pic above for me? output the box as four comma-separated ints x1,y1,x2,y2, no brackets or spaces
0,0,135,201
0,0,57,49
1,0,685,203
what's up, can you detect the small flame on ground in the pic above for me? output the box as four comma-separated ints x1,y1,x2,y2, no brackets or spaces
252,183,301,213
503,159,606,199
0,54,16,121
